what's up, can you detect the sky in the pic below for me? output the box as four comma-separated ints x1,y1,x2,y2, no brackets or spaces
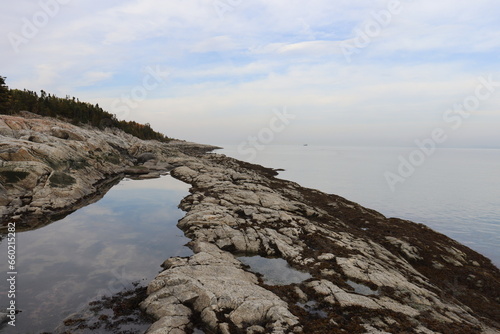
1,0,500,148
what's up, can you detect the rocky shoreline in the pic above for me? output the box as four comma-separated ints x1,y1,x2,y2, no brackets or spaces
1,114,499,333
0,113,217,230
141,154,500,334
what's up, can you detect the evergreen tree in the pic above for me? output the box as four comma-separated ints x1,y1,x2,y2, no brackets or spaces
0,76,170,142
0,76,11,114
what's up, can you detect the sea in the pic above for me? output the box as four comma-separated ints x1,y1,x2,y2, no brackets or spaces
217,145,500,268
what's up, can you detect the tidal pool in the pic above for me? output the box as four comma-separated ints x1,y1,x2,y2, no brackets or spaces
346,280,379,296
238,255,312,286
0,175,190,334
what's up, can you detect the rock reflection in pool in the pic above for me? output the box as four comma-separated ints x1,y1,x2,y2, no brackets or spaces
238,256,312,285
0,175,191,334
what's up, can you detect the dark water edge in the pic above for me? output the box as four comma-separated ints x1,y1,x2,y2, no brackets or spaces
54,283,153,334
0,175,191,334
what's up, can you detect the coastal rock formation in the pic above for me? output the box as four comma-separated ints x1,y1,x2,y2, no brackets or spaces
142,155,500,333
1,114,498,333
141,241,301,334
0,114,214,230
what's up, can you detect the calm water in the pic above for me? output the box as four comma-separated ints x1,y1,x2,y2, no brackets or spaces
0,175,191,334
238,256,312,285
218,145,500,267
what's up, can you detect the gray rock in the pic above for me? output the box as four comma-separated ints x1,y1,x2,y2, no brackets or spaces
146,152,499,333
137,152,155,163
0,312,8,324
124,166,150,175
141,241,300,333
0,114,214,228
50,127,70,139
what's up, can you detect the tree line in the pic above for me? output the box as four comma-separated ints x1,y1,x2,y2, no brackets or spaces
0,76,169,142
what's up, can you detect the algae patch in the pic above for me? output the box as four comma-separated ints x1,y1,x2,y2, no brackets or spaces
49,172,76,188
0,170,29,183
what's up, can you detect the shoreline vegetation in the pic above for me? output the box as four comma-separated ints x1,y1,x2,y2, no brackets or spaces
0,85,499,333
0,76,169,142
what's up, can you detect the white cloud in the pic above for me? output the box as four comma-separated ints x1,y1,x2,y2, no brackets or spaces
1,0,499,147
79,71,114,86
190,35,237,53
35,64,60,87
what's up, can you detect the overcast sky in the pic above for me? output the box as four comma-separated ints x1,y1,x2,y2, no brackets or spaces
2,0,499,147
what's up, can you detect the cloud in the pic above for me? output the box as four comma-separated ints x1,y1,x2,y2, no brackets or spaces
79,71,114,86
190,35,237,53
1,0,499,147
35,64,60,87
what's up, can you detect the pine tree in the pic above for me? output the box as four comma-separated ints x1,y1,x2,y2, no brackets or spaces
0,76,11,114
0,78,170,142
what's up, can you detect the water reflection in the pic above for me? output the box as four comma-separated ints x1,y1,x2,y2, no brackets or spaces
0,176,190,334
346,280,379,296
238,255,312,286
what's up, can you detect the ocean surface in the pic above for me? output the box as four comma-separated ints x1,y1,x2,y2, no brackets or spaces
217,145,500,267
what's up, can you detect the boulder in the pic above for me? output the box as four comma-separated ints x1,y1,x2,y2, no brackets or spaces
137,152,155,163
